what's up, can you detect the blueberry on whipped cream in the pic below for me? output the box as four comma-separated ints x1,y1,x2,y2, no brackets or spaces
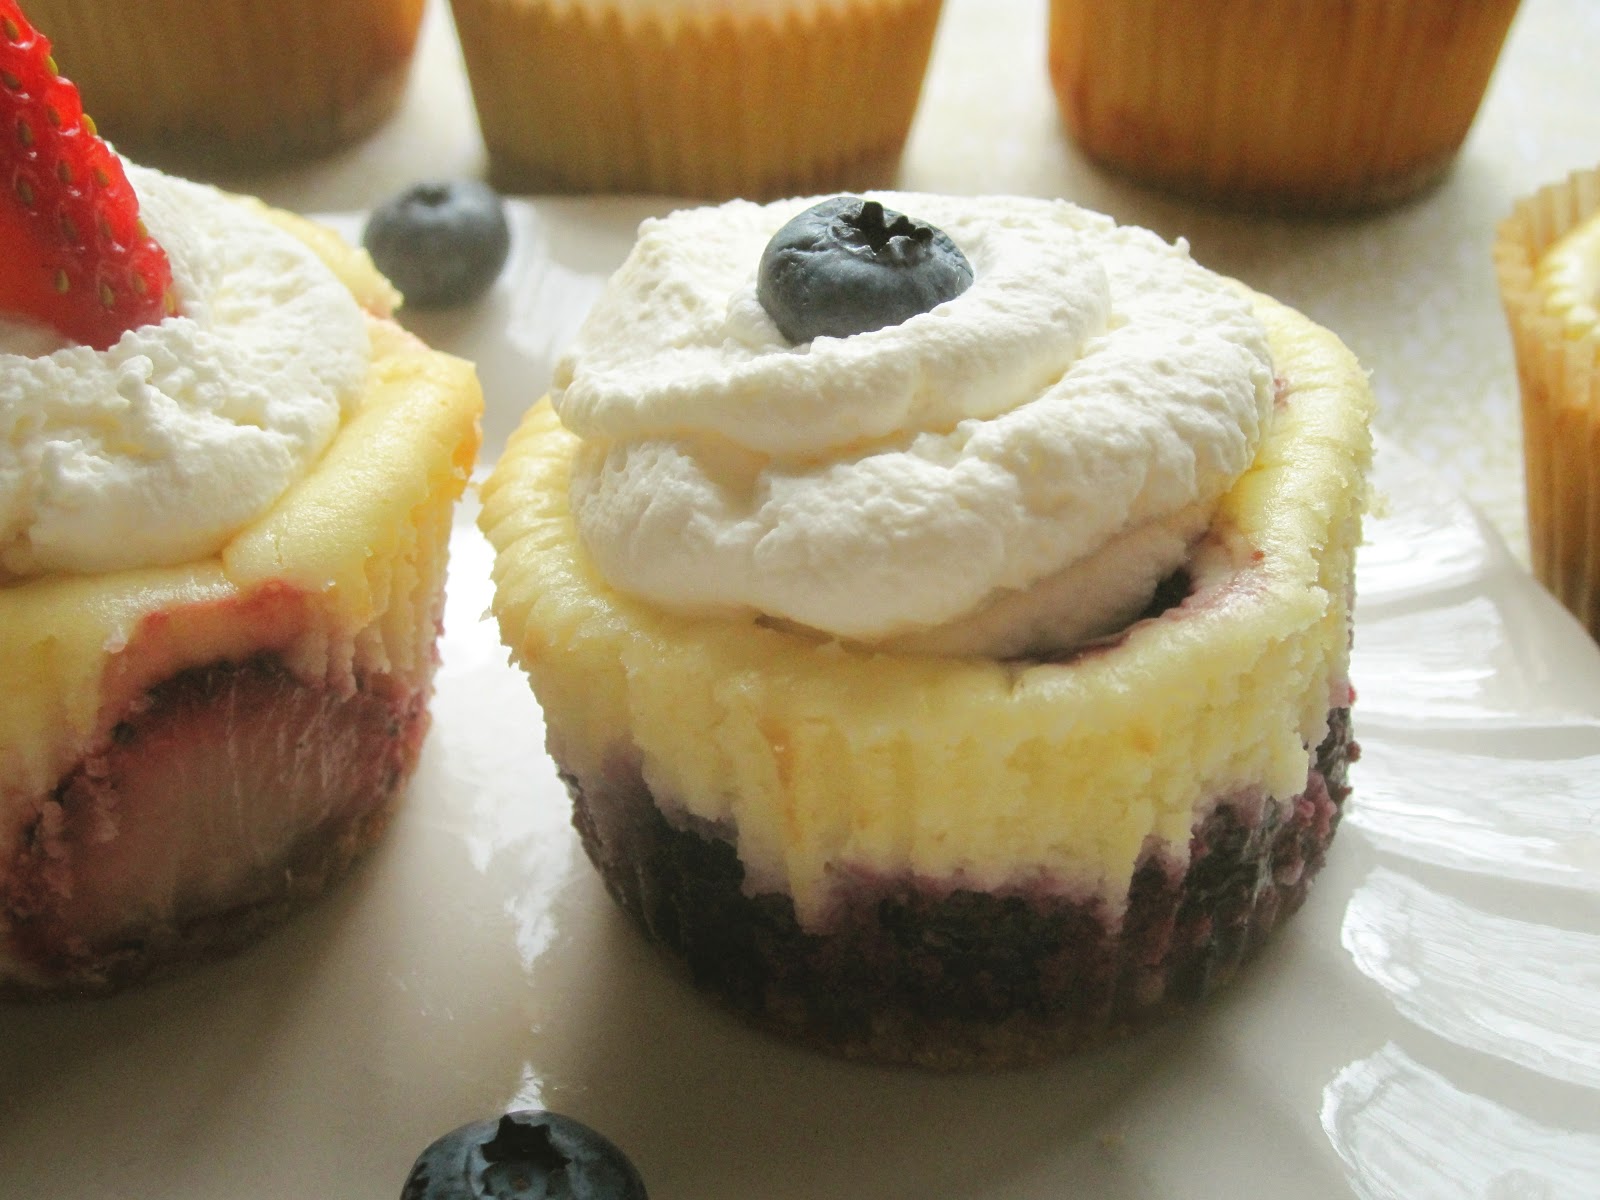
756,195,973,342
551,193,1273,658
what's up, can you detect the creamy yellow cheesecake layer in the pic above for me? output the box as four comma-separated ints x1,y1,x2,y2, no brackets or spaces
0,211,482,860
1535,207,1600,334
481,292,1372,928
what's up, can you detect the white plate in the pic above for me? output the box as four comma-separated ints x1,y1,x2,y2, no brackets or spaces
4,201,1599,1200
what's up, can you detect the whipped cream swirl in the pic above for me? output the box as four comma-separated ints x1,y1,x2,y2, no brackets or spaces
0,165,369,578
555,194,1274,656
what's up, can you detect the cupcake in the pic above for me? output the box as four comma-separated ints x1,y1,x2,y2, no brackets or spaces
1047,0,1523,213
448,0,944,199
18,0,425,168
0,6,482,995
479,193,1375,1067
1495,166,1600,638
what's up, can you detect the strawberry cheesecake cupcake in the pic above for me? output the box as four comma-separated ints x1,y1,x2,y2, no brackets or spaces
0,5,481,996
480,194,1375,1066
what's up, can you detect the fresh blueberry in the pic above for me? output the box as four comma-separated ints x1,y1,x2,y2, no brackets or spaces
756,195,973,343
400,1110,647,1200
363,179,511,308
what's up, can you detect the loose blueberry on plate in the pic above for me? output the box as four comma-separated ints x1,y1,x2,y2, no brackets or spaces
401,1110,648,1200
363,179,511,308
756,195,974,343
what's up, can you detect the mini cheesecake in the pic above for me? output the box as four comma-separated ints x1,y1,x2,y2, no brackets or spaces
1496,168,1600,640
0,207,482,997
480,262,1373,1067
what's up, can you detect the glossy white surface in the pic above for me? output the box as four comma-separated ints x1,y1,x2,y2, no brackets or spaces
3,201,1599,1199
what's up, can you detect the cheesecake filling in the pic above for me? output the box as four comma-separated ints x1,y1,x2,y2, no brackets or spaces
1535,208,1600,331
554,193,1274,657
0,165,370,579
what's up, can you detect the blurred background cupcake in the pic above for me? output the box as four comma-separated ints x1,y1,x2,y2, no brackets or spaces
1495,165,1600,639
25,0,426,169
449,0,944,199
1047,0,1523,214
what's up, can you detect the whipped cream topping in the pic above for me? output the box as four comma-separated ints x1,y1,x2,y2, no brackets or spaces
555,194,1274,656
0,165,370,578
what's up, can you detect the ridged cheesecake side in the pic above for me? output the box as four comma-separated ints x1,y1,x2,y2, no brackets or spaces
0,210,483,995
480,290,1372,1063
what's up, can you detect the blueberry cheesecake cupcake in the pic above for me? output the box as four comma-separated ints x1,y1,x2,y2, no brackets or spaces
479,193,1374,1066
449,0,945,199
1495,165,1600,639
0,5,482,995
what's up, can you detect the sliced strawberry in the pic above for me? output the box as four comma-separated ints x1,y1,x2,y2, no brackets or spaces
2,651,431,991
0,0,173,349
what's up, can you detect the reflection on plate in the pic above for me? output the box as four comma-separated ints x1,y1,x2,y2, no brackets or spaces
2,201,1598,1200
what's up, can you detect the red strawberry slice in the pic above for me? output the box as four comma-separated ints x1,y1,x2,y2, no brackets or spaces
0,0,173,349
2,648,432,992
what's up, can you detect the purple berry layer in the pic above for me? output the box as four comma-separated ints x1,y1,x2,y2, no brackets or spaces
565,707,1353,1068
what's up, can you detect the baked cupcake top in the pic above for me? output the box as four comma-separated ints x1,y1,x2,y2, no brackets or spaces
0,165,371,579
554,193,1274,657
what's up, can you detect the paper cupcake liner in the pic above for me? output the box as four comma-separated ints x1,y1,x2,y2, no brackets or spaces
1494,166,1600,637
26,0,424,167
1047,0,1522,213
449,0,943,199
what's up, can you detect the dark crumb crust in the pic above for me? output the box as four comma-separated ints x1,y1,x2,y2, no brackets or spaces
1,653,431,1000
567,708,1354,1069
